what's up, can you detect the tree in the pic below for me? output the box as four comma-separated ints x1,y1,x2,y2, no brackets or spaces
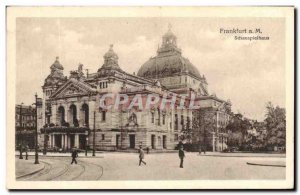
192,109,217,151
264,102,286,148
225,113,252,150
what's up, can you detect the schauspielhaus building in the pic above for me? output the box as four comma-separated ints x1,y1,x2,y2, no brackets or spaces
37,26,231,152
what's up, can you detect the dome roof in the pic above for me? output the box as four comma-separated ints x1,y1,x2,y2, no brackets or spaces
50,57,64,70
137,54,201,79
137,25,201,79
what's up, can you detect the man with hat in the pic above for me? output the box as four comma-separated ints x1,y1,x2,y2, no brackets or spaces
71,148,78,165
178,145,185,168
138,145,146,166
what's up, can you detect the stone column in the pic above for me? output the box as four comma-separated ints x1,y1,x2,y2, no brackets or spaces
212,133,215,152
65,134,68,150
67,135,71,149
88,101,96,129
64,104,68,124
53,134,56,147
52,104,57,125
61,134,65,149
49,134,52,148
76,102,81,126
75,134,79,148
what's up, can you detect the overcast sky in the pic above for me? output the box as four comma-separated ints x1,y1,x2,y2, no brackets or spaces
16,17,285,121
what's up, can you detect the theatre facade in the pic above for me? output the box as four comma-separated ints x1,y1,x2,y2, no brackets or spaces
37,26,231,152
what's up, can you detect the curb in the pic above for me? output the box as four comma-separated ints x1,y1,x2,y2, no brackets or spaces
16,163,45,179
246,162,286,167
199,154,286,158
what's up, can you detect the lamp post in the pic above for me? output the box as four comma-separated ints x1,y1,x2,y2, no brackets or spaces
19,103,24,159
34,93,39,164
92,111,96,156
85,129,88,156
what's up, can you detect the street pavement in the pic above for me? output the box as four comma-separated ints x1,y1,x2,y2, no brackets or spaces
16,152,286,181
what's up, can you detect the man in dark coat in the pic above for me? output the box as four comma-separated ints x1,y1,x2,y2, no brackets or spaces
139,146,146,166
179,146,185,168
25,145,29,160
71,148,78,164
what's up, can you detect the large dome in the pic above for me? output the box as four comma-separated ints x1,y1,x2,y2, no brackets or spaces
137,25,201,80
137,54,201,79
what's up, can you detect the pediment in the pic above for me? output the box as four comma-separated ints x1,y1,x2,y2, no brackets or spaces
50,79,96,99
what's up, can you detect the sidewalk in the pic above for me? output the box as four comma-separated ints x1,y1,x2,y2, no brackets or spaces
15,151,104,158
16,158,45,179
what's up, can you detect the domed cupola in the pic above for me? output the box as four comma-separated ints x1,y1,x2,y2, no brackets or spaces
162,24,177,45
50,56,64,72
44,57,67,87
97,45,123,76
137,25,201,80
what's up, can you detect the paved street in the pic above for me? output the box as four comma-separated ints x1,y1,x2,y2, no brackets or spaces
16,152,286,181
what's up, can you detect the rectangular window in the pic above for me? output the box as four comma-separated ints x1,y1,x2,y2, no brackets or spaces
162,114,166,125
174,114,178,130
102,134,105,140
102,111,106,121
158,111,161,126
151,112,154,123
181,115,184,125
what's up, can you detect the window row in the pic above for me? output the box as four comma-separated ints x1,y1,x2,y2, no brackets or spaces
99,81,108,89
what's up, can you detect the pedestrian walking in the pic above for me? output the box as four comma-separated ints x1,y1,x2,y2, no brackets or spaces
71,148,78,165
25,145,29,160
138,146,146,166
179,146,185,168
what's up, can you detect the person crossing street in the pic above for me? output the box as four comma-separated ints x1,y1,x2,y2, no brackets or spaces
71,148,78,165
138,146,146,166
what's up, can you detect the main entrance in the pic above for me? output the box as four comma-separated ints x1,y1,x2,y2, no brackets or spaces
129,134,135,149
151,135,155,149
79,135,86,149
55,134,62,148
70,134,75,148
163,135,167,149
116,134,120,149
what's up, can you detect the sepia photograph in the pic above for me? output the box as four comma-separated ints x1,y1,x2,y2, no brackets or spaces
6,6,294,189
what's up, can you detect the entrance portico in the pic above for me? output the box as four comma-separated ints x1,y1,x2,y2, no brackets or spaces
42,127,89,150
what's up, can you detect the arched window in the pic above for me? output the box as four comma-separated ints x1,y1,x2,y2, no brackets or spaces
69,104,78,126
58,106,65,125
82,104,89,126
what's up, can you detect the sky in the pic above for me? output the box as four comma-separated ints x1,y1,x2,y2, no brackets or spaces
16,17,285,121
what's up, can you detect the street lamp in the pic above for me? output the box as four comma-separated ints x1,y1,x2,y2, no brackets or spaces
85,129,88,156
19,102,24,159
92,111,96,156
34,93,39,164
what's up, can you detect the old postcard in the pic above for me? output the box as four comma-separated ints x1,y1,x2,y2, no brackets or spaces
6,6,294,189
